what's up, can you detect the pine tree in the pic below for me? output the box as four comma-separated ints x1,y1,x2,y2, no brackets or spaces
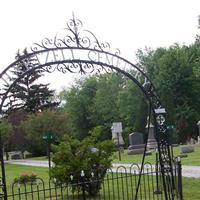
5,49,59,114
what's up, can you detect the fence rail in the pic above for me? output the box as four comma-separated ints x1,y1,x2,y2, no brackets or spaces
0,162,183,200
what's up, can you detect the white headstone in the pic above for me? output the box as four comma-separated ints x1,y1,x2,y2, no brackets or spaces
111,122,124,146
111,122,122,133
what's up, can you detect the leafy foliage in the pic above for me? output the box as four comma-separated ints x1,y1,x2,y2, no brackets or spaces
21,109,69,155
62,77,98,139
0,118,13,140
61,73,148,143
51,126,116,196
0,118,13,159
6,110,27,151
3,49,60,152
137,41,200,142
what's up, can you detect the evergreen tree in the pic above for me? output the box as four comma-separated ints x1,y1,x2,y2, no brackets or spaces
5,49,59,114
4,49,60,152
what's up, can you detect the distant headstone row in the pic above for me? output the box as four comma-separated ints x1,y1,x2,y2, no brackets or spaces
111,121,157,155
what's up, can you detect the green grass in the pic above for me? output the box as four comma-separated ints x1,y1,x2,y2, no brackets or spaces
5,163,49,184
3,164,200,199
182,177,200,199
5,145,199,199
112,144,200,166
4,163,49,196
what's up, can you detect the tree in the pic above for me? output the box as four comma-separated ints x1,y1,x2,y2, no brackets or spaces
92,74,123,125
61,73,149,143
7,109,27,151
51,126,116,196
136,42,200,143
0,119,13,140
0,118,13,160
117,80,148,134
4,49,60,152
62,74,124,140
5,49,59,114
21,109,69,155
62,77,98,139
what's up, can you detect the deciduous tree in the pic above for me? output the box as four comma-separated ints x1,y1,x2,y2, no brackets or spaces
136,41,200,142
21,109,69,155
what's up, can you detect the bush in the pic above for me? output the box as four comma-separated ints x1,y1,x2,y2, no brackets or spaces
14,172,37,184
51,126,116,196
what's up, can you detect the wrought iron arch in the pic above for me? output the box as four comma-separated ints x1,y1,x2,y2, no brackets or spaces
0,16,177,200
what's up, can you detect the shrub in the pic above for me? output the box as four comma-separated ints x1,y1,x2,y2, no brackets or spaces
14,172,37,184
51,126,116,196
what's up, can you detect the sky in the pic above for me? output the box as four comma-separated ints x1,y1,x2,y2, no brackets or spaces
0,0,200,91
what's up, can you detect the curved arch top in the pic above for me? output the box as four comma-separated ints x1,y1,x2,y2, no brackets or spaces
0,15,160,113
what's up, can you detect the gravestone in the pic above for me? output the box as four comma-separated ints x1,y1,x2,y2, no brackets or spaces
187,138,195,145
146,123,157,149
23,150,32,159
129,132,144,146
128,132,145,155
181,146,194,153
8,151,23,160
111,122,125,147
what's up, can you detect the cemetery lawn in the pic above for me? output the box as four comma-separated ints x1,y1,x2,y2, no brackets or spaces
5,163,49,188
3,164,200,199
112,144,200,166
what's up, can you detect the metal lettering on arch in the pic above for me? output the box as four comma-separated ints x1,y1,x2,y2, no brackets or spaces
0,15,179,200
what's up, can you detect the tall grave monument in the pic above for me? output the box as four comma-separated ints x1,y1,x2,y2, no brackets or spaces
111,122,125,147
111,122,125,161
146,123,157,149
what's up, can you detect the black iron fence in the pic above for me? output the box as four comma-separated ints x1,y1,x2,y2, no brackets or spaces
0,161,183,200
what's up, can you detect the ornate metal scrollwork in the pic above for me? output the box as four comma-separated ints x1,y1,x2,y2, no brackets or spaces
31,15,120,55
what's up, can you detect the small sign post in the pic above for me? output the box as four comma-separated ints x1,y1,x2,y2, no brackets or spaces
42,132,55,176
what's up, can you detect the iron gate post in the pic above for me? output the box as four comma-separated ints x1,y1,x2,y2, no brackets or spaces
81,170,86,200
177,157,183,200
47,143,51,177
154,148,162,194
0,124,7,200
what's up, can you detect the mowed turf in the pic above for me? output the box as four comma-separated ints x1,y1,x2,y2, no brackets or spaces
2,163,200,199
2,145,200,199
5,164,49,194
112,144,200,166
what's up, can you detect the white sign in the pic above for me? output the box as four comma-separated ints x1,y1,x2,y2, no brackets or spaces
111,122,122,133
154,108,166,114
